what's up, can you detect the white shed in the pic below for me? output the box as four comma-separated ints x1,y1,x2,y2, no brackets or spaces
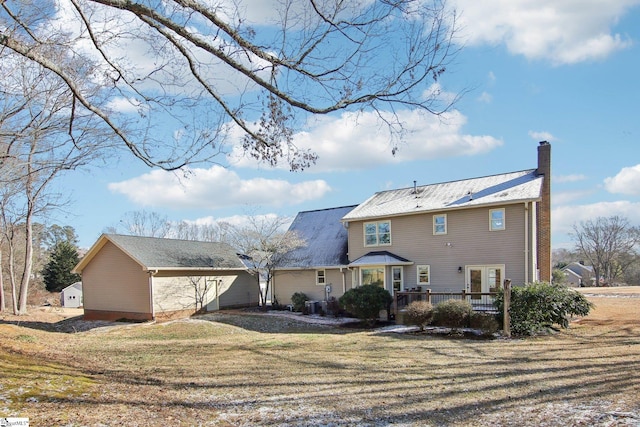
60,282,83,308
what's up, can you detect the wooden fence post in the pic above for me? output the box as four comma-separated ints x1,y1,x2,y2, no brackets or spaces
393,293,398,317
426,289,432,304
503,279,511,338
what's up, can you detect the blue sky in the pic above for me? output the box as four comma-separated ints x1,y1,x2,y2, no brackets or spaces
50,0,640,250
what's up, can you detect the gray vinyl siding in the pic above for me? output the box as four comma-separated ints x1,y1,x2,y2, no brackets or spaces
82,241,151,314
274,268,352,304
347,204,531,292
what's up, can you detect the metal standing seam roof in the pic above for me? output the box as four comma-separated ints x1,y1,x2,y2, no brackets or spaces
342,169,544,222
278,205,357,268
93,234,247,270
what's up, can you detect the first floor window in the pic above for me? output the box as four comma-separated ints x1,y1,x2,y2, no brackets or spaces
490,208,505,231
316,270,326,286
417,265,430,285
361,267,385,288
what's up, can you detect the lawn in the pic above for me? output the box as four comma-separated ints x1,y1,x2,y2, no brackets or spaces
1,289,639,426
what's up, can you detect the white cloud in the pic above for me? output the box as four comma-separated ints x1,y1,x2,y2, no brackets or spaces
553,200,640,237
528,130,556,142
104,97,147,114
108,166,331,209
554,174,587,183
477,92,493,103
552,189,593,205
228,109,503,172
604,164,640,195
180,212,292,229
453,0,638,64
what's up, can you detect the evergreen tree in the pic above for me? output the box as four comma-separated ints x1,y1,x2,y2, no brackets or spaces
43,241,81,292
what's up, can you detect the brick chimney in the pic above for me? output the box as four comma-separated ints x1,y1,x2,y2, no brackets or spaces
536,141,551,282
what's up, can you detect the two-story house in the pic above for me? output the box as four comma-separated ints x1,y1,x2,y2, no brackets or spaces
273,142,551,306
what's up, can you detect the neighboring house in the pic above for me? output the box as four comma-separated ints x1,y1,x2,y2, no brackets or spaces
274,142,552,306
273,205,357,304
60,282,83,308
73,234,259,321
562,262,594,287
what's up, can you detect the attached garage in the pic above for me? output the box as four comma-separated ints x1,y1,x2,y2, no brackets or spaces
73,234,259,321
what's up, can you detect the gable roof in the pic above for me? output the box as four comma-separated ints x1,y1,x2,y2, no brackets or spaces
562,262,594,276
73,234,247,273
342,169,543,222
349,251,413,267
278,206,357,268
61,281,82,293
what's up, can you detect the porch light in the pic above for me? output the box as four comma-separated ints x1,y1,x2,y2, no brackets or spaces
458,266,463,273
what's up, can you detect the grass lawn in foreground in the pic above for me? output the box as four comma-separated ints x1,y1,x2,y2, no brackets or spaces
1,289,639,426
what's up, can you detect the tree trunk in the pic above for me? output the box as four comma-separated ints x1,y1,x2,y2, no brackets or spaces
17,207,34,314
8,241,19,314
0,250,5,312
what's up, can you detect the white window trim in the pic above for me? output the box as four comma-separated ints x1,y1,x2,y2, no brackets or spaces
316,269,326,286
489,208,506,231
433,214,447,235
392,266,403,292
363,220,392,247
416,265,431,285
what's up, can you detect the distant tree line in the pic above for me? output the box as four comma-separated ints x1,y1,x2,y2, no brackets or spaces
1,223,81,312
553,215,640,286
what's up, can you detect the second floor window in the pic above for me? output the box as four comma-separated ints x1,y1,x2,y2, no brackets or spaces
364,220,391,246
490,208,505,231
433,214,447,235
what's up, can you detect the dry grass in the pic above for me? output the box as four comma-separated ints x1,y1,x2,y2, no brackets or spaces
1,289,640,426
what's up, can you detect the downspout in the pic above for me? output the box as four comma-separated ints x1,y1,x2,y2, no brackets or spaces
340,267,346,294
524,202,529,283
531,201,538,281
148,269,158,320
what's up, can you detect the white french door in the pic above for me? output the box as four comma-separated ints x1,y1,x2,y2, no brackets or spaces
466,265,504,300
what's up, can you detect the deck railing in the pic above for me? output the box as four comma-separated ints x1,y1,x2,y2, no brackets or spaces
393,289,500,314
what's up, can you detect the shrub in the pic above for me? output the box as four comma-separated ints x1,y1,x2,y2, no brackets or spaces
326,297,344,317
494,281,593,336
291,292,309,313
339,285,392,326
432,299,473,328
403,300,434,331
469,311,500,334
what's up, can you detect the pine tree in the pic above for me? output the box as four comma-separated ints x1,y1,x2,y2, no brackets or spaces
43,241,81,293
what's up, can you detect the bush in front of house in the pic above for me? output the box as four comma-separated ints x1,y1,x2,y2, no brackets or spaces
432,299,473,328
291,292,309,312
493,281,593,336
403,300,434,331
339,285,392,326
469,311,500,334
326,296,344,317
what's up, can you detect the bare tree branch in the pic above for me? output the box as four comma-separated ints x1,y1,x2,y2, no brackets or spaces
1,0,460,170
